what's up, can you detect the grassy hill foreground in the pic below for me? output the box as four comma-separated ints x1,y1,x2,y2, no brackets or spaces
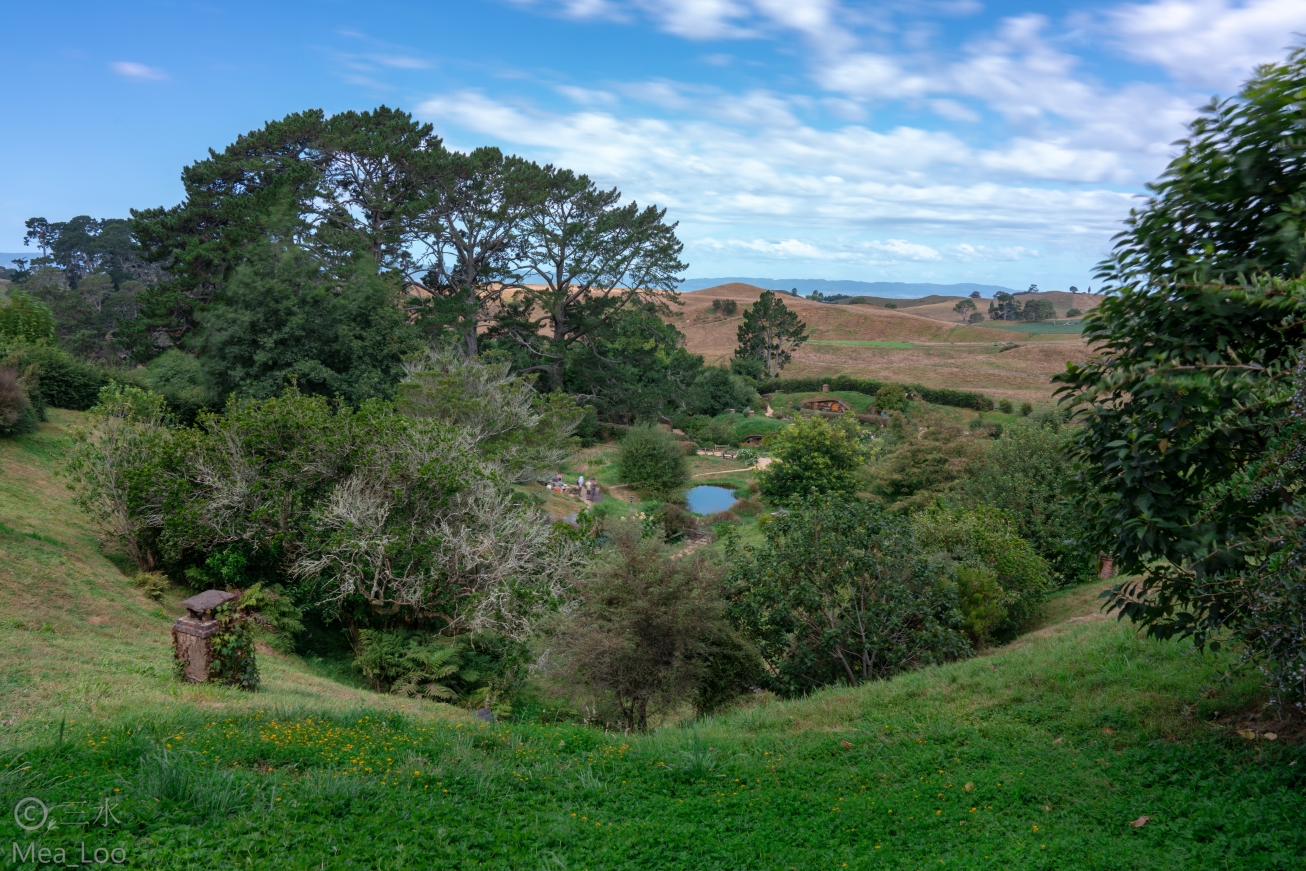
2,416,1305,869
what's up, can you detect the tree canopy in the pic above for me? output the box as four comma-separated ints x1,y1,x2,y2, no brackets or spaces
734,290,808,379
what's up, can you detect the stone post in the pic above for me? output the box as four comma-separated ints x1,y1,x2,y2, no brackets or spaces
173,590,237,682
822,383,830,393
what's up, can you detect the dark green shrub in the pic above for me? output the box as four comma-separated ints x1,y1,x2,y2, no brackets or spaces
912,506,1050,640
692,626,765,716
1065,307,1082,318
726,496,969,696
998,398,1014,414
1020,401,1033,416
961,420,1097,586
685,367,755,417
575,405,601,447
618,424,689,497
1,343,110,410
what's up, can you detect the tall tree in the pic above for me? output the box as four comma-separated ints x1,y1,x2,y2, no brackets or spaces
489,166,685,390
410,148,539,357
953,298,976,322
130,107,443,352
734,290,808,378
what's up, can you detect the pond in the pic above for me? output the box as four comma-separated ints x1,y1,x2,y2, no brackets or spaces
686,485,738,515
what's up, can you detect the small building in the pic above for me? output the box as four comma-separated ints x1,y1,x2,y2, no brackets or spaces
800,397,853,413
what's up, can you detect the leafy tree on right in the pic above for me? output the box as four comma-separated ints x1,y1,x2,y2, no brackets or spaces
1057,46,1306,710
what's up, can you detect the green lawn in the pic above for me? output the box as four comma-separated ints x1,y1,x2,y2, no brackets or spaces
979,321,1084,335
807,340,916,349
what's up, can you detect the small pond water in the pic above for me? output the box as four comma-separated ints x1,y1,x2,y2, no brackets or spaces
686,485,738,515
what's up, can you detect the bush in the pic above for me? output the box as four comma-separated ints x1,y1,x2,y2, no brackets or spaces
729,356,766,383
1020,401,1033,416
1,343,111,410
0,367,38,437
0,291,56,345
726,496,969,696
757,415,867,504
961,419,1098,586
548,524,734,730
998,399,1014,414
618,424,689,497
685,415,734,447
875,383,907,412
1065,307,1082,318
118,350,213,424
685,367,756,417
912,506,1050,641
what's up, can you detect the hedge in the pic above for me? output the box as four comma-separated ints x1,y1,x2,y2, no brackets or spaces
756,375,993,412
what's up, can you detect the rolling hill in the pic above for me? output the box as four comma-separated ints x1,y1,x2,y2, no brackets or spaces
674,283,1101,405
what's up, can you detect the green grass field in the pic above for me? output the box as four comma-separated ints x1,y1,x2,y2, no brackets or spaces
977,321,1084,335
807,340,917,349
2,415,1304,869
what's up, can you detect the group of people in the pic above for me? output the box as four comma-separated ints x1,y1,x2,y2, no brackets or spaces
548,473,601,503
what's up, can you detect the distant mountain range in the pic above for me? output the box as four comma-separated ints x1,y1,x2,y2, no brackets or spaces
678,277,1019,299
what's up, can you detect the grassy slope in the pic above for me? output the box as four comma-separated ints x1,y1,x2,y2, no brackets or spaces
0,412,464,728
675,285,1097,406
2,416,1305,869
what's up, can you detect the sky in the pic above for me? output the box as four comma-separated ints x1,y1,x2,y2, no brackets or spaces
2,0,1304,290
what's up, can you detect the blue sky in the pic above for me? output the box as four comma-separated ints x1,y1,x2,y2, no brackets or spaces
2,0,1303,290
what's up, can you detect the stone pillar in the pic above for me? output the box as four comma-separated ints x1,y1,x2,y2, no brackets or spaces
822,383,830,393
173,590,237,683
1098,556,1115,580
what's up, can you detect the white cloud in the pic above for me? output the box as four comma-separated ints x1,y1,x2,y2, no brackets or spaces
110,61,167,81
1108,0,1306,89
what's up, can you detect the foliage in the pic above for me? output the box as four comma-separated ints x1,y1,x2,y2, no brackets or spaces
756,375,992,411
0,342,110,411
561,305,704,423
0,290,56,345
1098,46,1306,287
617,424,689,498
207,602,260,690
726,496,969,696
734,290,808,379
68,387,579,637
65,383,173,570
1056,273,1306,702
194,235,420,404
710,298,738,315
548,524,732,731
115,350,213,424
875,383,907,411
0,367,38,437
1021,298,1056,321
757,415,867,504
353,630,462,700
397,349,581,483
998,398,1014,414
483,165,685,391
952,298,976,321
867,419,978,511
912,506,1051,643
961,419,1098,586
1065,307,1083,318
683,414,734,447
684,367,756,417
728,355,766,383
